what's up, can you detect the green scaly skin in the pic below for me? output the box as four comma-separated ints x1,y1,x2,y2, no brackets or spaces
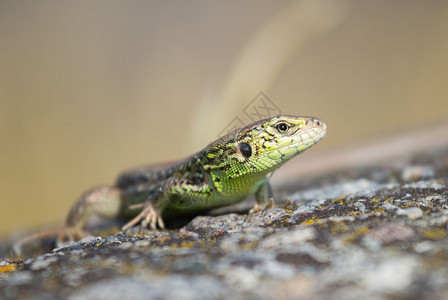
56,115,326,241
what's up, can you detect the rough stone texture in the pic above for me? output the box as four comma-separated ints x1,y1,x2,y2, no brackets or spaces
1,148,448,299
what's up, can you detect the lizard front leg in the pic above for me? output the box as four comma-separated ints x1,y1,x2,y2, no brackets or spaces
122,177,212,231
121,194,164,231
249,177,275,214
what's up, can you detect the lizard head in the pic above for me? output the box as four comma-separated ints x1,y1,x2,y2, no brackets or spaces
233,115,327,174
203,115,326,179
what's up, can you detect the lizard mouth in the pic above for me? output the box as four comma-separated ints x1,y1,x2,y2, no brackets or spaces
265,122,326,163
306,123,327,143
286,121,327,155
292,120,327,147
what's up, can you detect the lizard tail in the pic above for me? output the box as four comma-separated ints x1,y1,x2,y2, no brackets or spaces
12,226,63,256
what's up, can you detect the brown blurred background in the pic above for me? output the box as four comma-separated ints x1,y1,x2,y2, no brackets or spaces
1,0,448,236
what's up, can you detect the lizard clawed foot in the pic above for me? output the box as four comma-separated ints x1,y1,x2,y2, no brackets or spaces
249,198,275,214
122,201,165,232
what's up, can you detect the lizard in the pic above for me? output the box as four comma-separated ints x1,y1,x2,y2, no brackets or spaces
15,115,326,249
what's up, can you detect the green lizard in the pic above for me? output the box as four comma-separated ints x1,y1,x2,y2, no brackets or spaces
18,115,326,246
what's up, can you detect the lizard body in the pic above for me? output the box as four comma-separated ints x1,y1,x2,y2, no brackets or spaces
36,115,327,242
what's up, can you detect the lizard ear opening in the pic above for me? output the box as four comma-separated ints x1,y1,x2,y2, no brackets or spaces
238,142,252,158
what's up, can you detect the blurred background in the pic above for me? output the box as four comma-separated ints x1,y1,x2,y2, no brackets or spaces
1,0,448,236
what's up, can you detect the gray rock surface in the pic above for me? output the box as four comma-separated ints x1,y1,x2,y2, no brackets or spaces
1,148,448,299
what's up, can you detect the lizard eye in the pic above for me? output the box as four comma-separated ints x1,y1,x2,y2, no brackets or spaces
238,142,252,158
276,122,289,133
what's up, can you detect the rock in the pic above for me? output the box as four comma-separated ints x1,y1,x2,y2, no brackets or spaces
1,148,448,299
396,207,423,220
